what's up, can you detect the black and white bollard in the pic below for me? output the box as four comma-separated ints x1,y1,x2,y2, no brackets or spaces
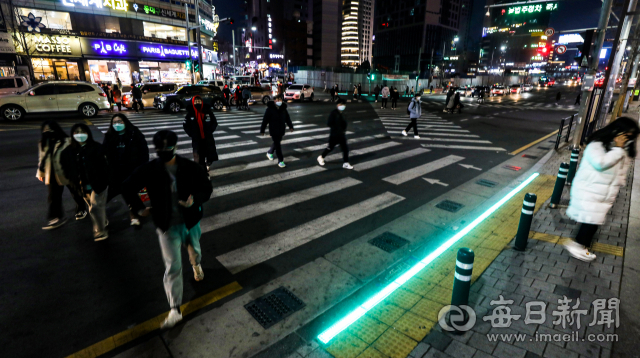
447,248,474,334
566,149,580,186
514,193,537,251
549,163,570,209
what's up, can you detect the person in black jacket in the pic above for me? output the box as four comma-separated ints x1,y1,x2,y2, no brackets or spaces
317,99,353,169
391,86,399,110
222,85,232,111
103,114,149,227
132,84,144,113
183,95,218,174
122,130,213,329
61,123,110,241
260,96,294,168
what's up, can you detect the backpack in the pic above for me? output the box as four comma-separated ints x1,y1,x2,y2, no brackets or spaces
407,101,413,115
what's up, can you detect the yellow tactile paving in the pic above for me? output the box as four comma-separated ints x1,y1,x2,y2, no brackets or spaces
529,231,625,257
325,331,368,358
347,315,389,344
357,346,390,358
393,311,436,341
373,328,417,358
592,242,624,257
411,298,445,322
437,272,456,290
385,288,422,310
367,302,406,326
403,276,436,297
426,285,453,305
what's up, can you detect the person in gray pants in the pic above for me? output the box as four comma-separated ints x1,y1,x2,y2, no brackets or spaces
123,130,213,329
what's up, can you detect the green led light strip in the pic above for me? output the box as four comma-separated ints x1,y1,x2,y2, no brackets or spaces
317,172,540,344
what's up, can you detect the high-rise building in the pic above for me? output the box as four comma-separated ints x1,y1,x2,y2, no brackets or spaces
340,0,374,68
312,0,341,67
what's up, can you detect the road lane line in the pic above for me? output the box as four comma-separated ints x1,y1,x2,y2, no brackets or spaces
421,144,507,151
229,122,307,130
508,129,561,155
209,156,299,177
248,127,329,135
383,125,471,133
354,148,430,171
210,166,326,198
201,177,362,232
384,130,478,138
294,134,386,153
324,141,401,162
396,136,491,144
216,192,404,274
382,155,466,185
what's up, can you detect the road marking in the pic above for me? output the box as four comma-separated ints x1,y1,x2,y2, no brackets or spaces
294,134,386,152
354,148,430,171
459,163,482,170
245,127,328,135
211,166,326,198
202,177,362,232
423,178,449,186
315,114,323,117
215,134,330,159
357,110,367,113
175,135,241,146
420,144,507,151
384,127,472,134
353,121,361,123
210,156,299,177
461,119,468,122
230,122,307,130
215,140,257,149
216,192,405,274
65,282,242,358
385,130,478,138
382,155,465,185
324,141,401,162
397,136,492,144
508,129,560,155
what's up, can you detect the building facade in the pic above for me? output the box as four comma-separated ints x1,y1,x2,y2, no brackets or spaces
0,0,225,84
312,0,340,67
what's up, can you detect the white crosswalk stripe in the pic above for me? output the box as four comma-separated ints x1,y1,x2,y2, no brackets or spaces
354,148,430,171
229,122,305,130
324,141,401,162
244,127,329,135
209,156,300,177
211,166,326,198
383,155,465,185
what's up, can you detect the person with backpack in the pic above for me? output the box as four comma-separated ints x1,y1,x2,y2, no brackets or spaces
261,95,294,168
242,86,251,110
381,85,389,109
61,123,110,241
402,93,422,139
391,87,399,110
317,99,353,170
132,84,144,113
37,120,87,230
122,130,213,329
103,114,149,227
183,95,218,174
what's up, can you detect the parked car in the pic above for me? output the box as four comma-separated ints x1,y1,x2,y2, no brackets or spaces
491,86,506,96
0,81,109,121
454,87,468,97
154,85,225,113
231,86,273,105
122,82,177,109
0,76,29,95
198,79,225,90
509,84,522,94
594,77,605,88
284,84,315,101
538,77,555,87
522,84,533,92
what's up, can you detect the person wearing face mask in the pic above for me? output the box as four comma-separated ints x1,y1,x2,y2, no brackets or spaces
391,86,399,110
37,120,87,230
564,117,639,262
183,95,218,175
402,93,422,139
103,114,149,227
122,130,213,329
317,99,353,169
381,85,389,109
61,124,110,241
260,96,294,168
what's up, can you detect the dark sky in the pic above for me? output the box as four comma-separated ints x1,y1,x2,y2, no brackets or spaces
213,1,245,43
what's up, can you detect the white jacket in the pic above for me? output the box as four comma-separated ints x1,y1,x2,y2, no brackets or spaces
566,142,630,225
381,87,389,98
36,137,71,186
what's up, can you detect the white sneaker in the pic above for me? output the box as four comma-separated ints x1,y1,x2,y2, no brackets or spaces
402,130,408,136
278,161,286,168
193,264,204,281
317,155,325,166
563,240,597,262
414,135,421,139
130,218,140,226
266,152,274,161
343,162,354,170
161,308,183,329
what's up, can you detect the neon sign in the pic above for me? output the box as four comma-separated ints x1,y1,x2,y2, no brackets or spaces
92,41,127,54
140,44,198,59
200,16,219,35
62,0,127,11
506,2,557,15
62,0,103,8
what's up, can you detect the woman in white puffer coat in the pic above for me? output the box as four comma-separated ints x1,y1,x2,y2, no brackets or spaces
565,117,639,261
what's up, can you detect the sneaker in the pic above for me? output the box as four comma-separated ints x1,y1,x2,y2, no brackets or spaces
193,264,204,281
75,211,87,220
402,130,408,137
161,308,183,329
278,161,286,168
43,218,68,230
317,155,325,166
563,240,597,262
266,152,274,161
414,135,421,139
94,232,109,242
130,218,141,226
343,162,354,170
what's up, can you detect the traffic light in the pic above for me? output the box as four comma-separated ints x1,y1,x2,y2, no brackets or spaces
575,30,595,68
229,18,234,25
371,74,375,80
185,60,191,71
366,72,371,79
194,63,200,73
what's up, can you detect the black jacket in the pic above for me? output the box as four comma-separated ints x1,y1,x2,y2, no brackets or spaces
260,101,293,137
61,141,110,194
222,87,231,100
327,109,347,138
122,156,213,231
103,126,149,180
391,90,400,100
183,101,218,143
132,86,142,99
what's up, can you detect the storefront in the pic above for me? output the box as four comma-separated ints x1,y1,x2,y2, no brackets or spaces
20,33,84,82
201,47,219,80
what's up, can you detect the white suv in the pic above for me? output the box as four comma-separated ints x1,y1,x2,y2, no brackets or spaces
284,84,314,101
0,81,110,121
198,80,225,90
0,76,30,95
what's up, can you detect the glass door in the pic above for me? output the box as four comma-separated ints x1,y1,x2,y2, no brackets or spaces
54,61,69,80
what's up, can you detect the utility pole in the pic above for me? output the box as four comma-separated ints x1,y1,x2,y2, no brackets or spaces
572,0,614,149
185,3,194,84
613,15,640,116
429,47,434,88
232,29,236,73
442,42,446,88
416,47,422,93
195,0,203,82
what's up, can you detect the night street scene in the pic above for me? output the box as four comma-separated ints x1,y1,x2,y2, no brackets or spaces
2,0,640,357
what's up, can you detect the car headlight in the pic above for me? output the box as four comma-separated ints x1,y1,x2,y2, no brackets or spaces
160,96,166,101
295,91,301,95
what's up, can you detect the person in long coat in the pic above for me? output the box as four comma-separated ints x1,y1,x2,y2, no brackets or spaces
183,95,218,175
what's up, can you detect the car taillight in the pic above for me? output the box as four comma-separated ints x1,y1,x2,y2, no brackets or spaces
99,93,107,97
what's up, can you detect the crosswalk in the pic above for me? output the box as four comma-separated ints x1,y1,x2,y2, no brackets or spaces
90,108,487,277
420,98,578,111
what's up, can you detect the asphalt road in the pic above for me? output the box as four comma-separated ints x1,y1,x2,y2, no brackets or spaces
0,84,583,358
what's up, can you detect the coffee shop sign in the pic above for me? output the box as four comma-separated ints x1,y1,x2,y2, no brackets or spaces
33,35,73,53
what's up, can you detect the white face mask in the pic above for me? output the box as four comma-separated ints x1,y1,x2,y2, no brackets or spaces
73,133,88,143
338,105,346,111
275,101,282,107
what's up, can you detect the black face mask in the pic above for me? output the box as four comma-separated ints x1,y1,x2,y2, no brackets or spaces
42,131,56,142
157,148,176,163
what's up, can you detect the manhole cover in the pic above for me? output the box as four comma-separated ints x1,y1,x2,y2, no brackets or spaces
244,287,306,329
522,154,538,159
369,232,410,253
504,165,522,171
436,200,464,213
476,179,498,188
538,146,551,150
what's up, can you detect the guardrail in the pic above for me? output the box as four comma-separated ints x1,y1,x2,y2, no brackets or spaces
554,113,579,150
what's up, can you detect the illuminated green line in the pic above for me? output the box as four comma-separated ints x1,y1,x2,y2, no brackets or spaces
317,172,540,344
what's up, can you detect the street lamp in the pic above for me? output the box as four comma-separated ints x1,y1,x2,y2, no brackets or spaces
251,26,257,31
501,46,506,51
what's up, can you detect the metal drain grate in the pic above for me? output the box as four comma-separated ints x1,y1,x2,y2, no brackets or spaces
476,179,498,188
369,232,410,253
436,200,464,213
244,287,306,329
522,154,538,159
538,146,551,150
504,165,522,171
